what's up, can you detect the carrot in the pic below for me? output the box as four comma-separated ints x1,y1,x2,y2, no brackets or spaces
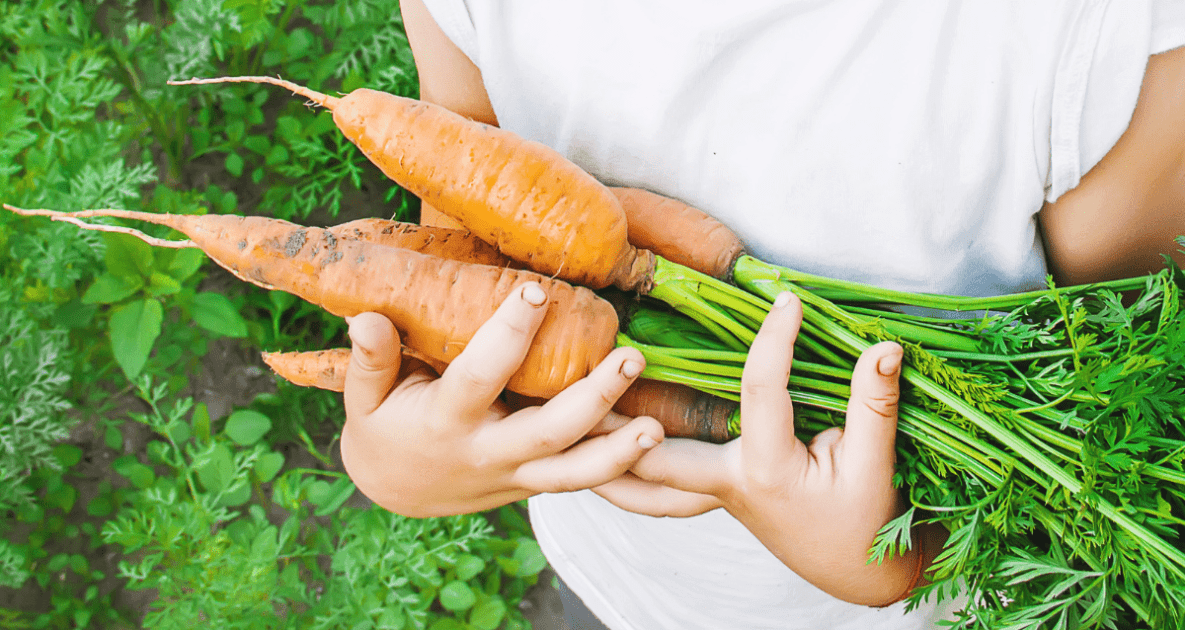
4,205,617,399
169,76,655,292
261,347,448,390
610,187,746,281
326,218,515,268
269,346,736,443
262,349,354,391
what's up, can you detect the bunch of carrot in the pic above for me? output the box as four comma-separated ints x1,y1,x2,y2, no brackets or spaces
10,75,1185,628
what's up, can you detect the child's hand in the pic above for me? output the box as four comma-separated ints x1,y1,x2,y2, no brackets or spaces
339,282,664,518
596,292,922,607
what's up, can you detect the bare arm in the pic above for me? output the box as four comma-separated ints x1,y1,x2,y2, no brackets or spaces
400,0,496,229
1040,46,1185,286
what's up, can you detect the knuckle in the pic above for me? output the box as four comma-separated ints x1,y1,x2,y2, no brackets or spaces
638,458,670,486
501,316,536,341
861,390,900,419
741,380,786,400
453,361,502,392
530,429,566,455
595,383,621,409
542,471,582,494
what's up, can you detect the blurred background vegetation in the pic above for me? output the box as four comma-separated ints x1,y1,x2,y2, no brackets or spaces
0,1,548,627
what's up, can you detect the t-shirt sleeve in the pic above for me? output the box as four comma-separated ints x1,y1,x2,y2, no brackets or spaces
1045,0,1185,203
420,0,482,67
1152,0,1185,55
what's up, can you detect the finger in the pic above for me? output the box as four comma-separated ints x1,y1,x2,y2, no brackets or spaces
741,291,805,470
437,282,550,418
839,341,903,481
487,347,645,462
594,473,723,517
343,312,403,420
511,416,664,494
629,438,735,498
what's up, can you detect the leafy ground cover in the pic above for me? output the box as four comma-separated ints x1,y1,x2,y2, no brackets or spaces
0,1,561,627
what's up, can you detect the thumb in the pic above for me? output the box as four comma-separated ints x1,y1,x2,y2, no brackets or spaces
344,312,403,419
840,341,903,480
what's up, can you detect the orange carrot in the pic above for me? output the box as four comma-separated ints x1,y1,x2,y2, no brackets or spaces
262,349,354,391
261,347,448,391
270,346,736,442
610,378,737,443
169,76,655,292
610,188,746,281
326,218,515,268
5,205,617,398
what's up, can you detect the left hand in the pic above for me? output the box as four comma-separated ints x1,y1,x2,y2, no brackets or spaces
595,292,922,607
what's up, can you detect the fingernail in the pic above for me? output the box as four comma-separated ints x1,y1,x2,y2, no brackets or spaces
638,434,658,449
773,292,792,308
522,284,546,306
877,352,902,377
621,359,643,379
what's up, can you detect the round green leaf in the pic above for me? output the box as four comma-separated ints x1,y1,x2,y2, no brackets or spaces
454,554,486,581
165,420,191,444
128,464,155,489
86,495,113,517
147,272,182,297
244,134,270,155
196,443,234,493
46,481,77,512
224,410,272,445
265,144,289,166
103,232,154,278
166,247,205,281
108,298,163,380
52,444,83,468
438,580,477,612
309,477,355,516
510,539,547,577
253,451,285,483
82,273,142,304
219,483,251,507
469,596,506,630
191,291,248,338
104,425,123,450
225,152,244,177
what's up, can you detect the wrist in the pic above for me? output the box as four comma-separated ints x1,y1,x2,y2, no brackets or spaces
872,522,946,607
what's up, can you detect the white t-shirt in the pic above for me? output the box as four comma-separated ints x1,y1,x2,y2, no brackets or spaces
420,1,1185,628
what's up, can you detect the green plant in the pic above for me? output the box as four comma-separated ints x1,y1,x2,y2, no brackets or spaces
616,253,1185,629
80,227,247,381
3,1,555,627
102,379,544,629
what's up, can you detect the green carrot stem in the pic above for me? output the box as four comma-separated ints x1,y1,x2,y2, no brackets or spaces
738,255,1150,311
926,348,1078,363
696,282,771,326
649,280,753,349
797,321,857,368
872,318,981,352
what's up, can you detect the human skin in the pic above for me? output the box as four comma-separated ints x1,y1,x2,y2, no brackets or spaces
340,0,1185,606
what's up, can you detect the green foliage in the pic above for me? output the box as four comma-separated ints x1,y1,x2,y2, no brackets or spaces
100,381,542,630
0,306,74,514
644,255,1185,628
2,0,549,627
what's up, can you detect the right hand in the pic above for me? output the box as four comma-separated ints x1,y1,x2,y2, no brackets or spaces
339,281,665,517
